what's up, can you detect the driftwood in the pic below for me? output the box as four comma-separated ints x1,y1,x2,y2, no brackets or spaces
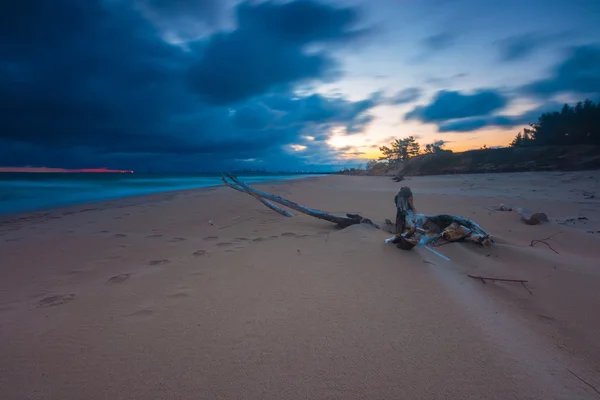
221,174,378,229
386,186,493,250
222,175,493,253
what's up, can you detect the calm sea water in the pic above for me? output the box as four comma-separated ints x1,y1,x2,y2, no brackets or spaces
0,173,322,215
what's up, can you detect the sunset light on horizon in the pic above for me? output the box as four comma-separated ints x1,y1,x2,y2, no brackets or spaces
0,167,134,173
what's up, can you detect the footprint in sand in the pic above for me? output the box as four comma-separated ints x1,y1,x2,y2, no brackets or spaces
204,236,219,241
127,308,154,318
148,259,170,266
108,273,131,283
114,233,127,238
169,237,186,243
167,291,190,299
193,250,207,256
252,236,278,242
145,234,162,238
37,294,76,307
64,268,91,275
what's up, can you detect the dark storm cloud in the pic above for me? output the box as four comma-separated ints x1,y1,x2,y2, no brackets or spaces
140,0,223,23
521,44,600,97
0,0,373,171
271,92,380,129
188,0,365,105
405,89,508,123
136,0,229,40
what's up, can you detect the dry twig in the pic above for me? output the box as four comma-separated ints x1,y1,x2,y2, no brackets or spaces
530,232,562,254
468,275,532,295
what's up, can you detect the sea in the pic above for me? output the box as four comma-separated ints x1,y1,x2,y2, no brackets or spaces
0,173,323,215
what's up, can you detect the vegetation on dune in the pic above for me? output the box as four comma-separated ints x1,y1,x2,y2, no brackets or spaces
340,98,600,176
509,99,600,147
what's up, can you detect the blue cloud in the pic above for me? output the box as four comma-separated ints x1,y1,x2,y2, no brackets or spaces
496,32,558,62
0,0,373,171
405,90,508,123
522,44,600,97
188,0,364,105
389,88,422,104
437,102,563,132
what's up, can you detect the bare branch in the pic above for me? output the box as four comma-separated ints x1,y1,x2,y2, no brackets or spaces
221,176,294,217
468,275,532,295
530,232,562,254
223,174,378,228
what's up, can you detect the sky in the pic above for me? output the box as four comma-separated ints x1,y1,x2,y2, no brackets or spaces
1,0,600,172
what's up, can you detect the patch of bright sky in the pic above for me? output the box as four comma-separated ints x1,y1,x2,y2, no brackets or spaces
311,0,599,158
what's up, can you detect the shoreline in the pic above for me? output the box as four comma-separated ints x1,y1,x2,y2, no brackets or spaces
0,175,324,221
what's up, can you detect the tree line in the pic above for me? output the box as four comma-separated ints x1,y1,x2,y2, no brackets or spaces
365,98,599,172
511,99,600,147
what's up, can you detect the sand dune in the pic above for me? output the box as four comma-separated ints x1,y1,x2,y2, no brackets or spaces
1,171,600,399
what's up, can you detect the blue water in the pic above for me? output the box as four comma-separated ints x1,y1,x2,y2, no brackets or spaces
0,173,322,215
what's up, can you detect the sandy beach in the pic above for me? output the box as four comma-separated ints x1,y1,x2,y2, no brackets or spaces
1,171,600,399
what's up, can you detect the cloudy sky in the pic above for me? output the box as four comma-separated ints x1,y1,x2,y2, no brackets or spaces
1,0,599,172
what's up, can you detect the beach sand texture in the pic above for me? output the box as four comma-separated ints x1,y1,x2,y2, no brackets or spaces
1,171,600,399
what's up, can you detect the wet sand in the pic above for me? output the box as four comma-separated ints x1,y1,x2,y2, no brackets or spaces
1,171,600,399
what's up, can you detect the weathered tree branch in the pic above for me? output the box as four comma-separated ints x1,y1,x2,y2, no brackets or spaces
222,174,378,228
221,176,294,217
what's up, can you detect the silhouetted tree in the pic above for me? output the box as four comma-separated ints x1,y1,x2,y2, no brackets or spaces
425,140,447,154
511,99,600,147
379,136,421,163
